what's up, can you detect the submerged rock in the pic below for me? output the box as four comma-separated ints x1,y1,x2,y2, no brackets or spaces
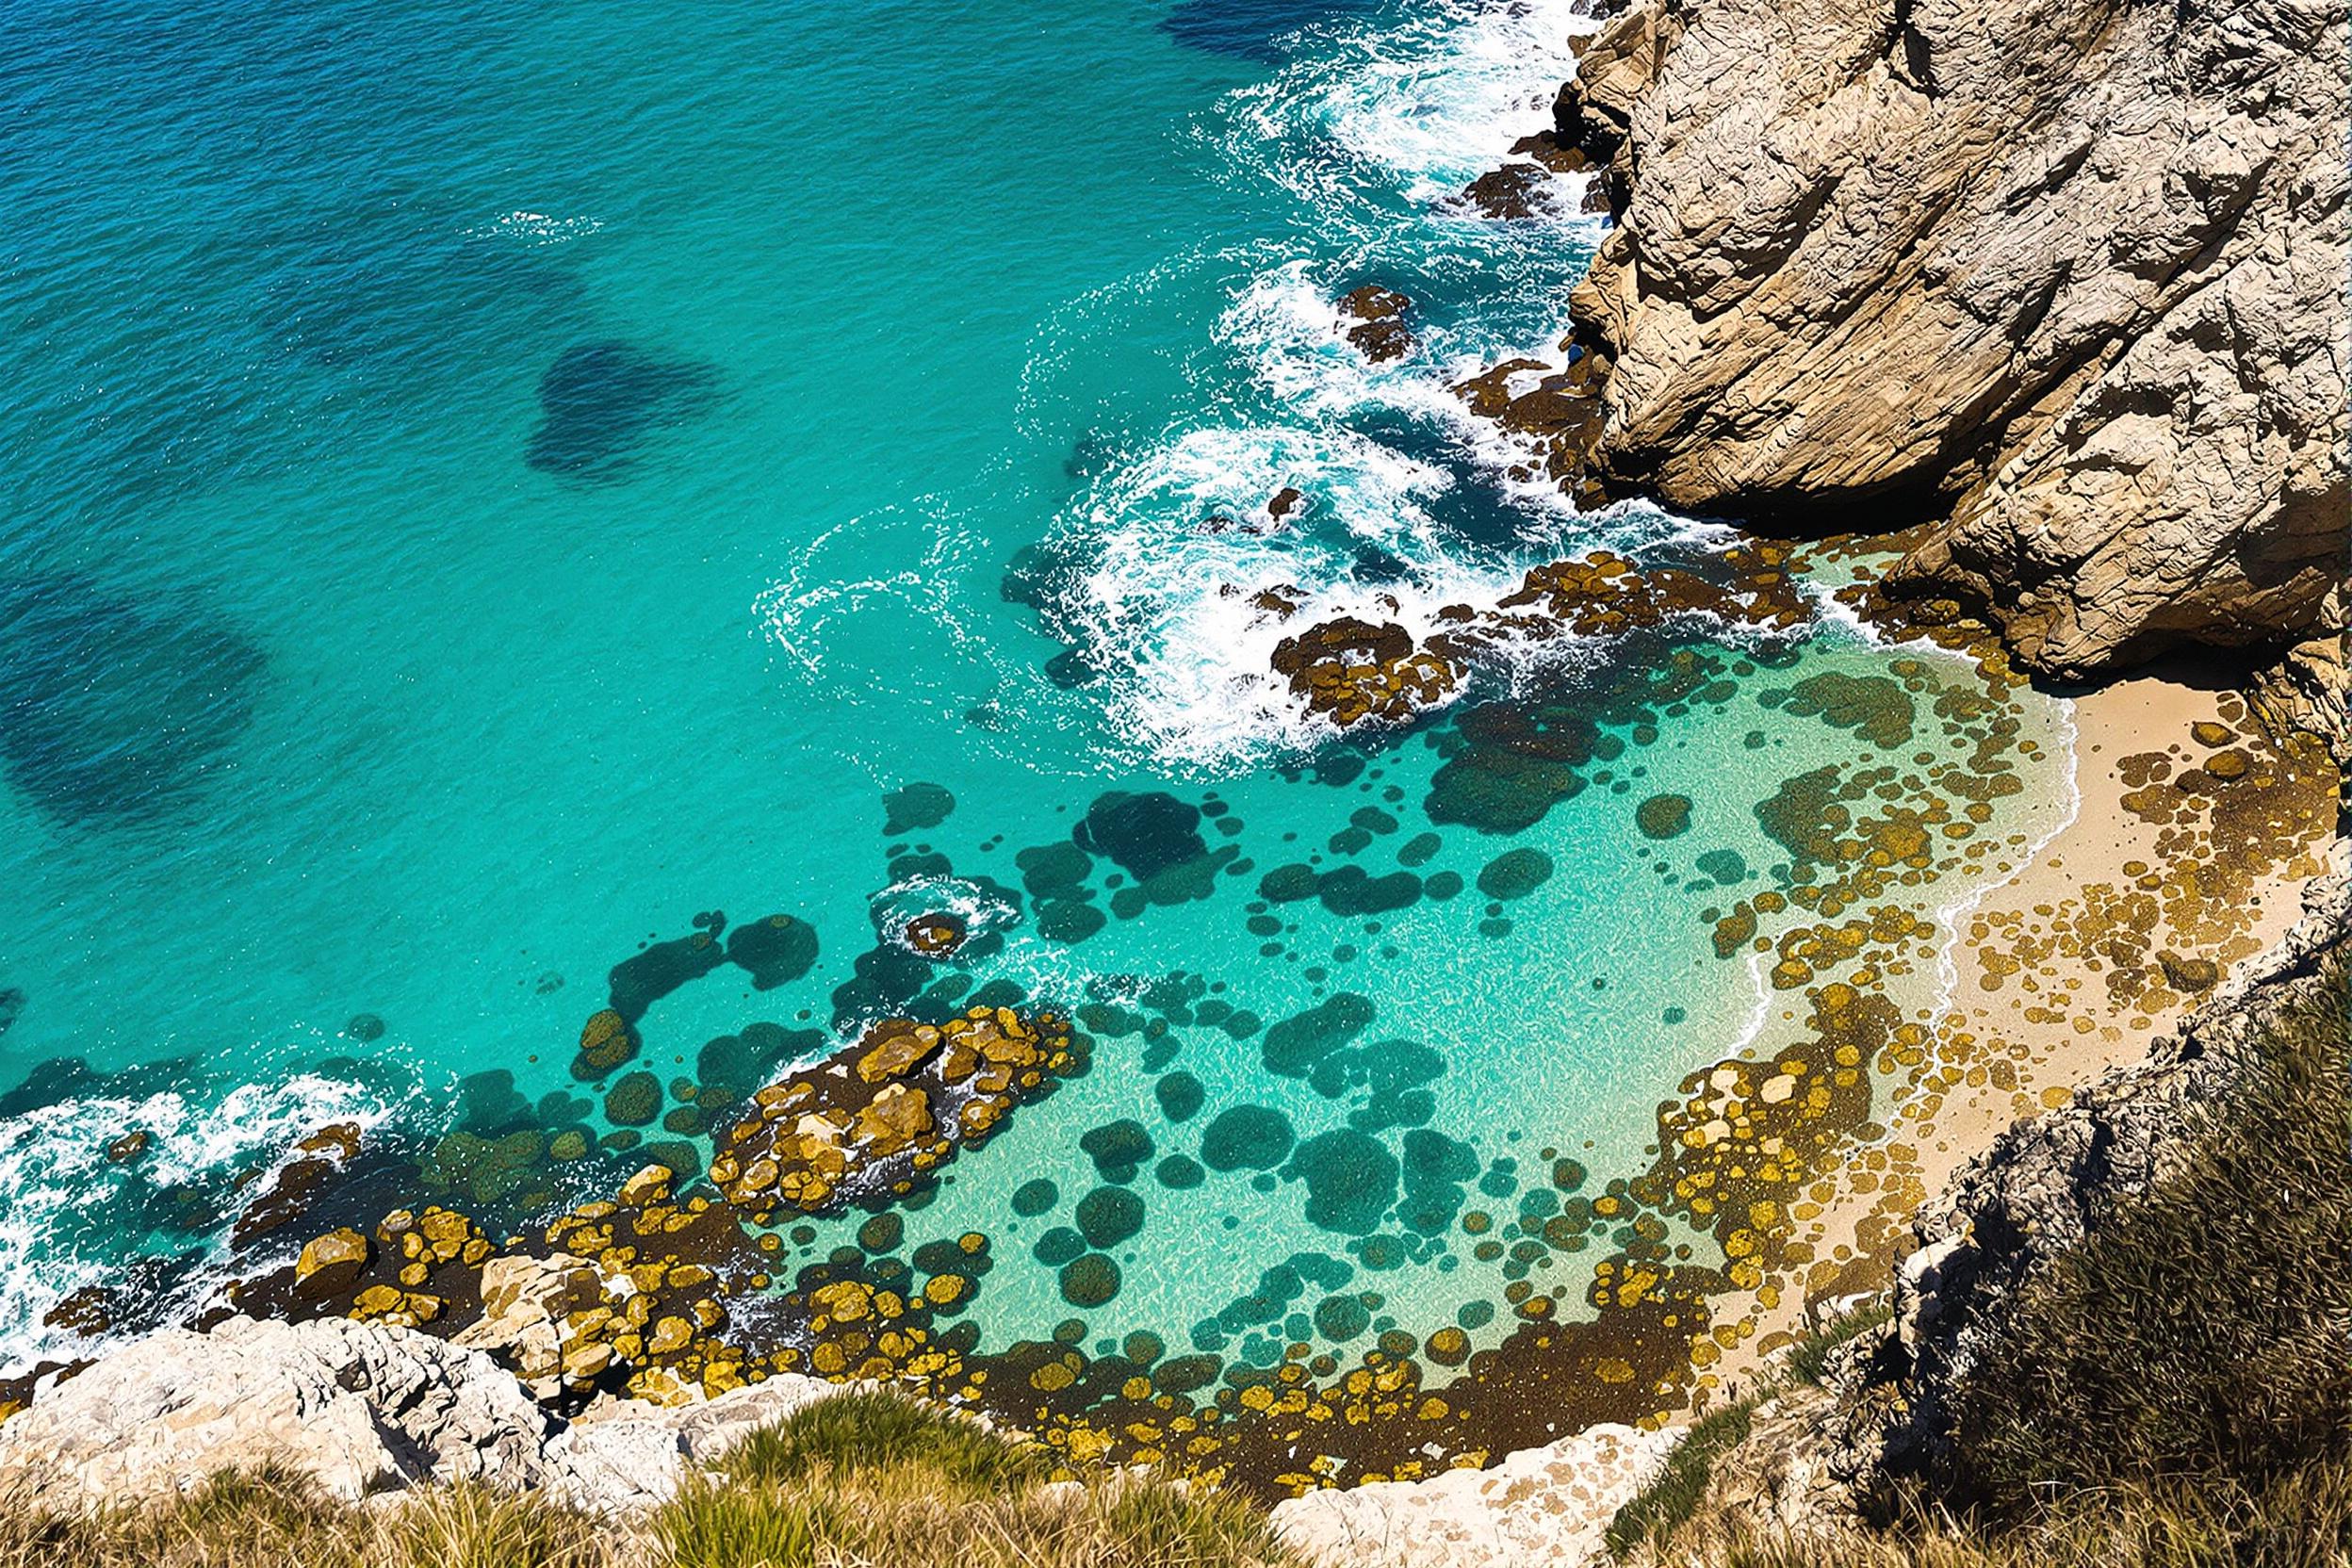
525,340,718,483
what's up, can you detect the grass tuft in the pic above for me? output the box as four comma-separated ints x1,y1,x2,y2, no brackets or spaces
716,1390,1046,1494
1785,1302,1891,1388
1606,1397,1759,1560
650,1479,824,1568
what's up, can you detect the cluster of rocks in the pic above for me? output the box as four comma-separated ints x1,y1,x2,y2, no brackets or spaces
183,1003,1080,1422
1449,352,1610,499
1269,616,1463,729
1262,546,1812,732
710,1004,1075,1211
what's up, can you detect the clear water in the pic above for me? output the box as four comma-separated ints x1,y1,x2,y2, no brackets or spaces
0,0,2070,1458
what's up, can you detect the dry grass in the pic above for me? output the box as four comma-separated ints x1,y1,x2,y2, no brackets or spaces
1940,989,2352,1521
1622,972,2352,1568
0,1396,1296,1568
1675,1462,2352,1568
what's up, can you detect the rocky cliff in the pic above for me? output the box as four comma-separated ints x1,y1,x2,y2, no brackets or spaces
1554,0,2348,680
1849,841,2352,1496
0,1305,843,1514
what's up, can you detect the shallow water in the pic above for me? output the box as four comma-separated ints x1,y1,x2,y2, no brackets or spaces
0,0,2071,1473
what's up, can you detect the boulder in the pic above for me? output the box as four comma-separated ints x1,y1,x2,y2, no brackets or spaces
0,1315,555,1508
292,1227,371,1298
452,1253,615,1400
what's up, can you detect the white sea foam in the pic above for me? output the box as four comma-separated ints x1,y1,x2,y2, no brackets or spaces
1226,0,1599,207
778,0,1645,774
470,209,604,246
1032,0,1700,771
0,1070,404,1380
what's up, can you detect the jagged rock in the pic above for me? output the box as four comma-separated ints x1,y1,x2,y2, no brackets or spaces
1556,0,2347,678
546,1379,842,1511
453,1253,615,1400
0,1315,557,1507
1269,1421,1677,1567
1460,162,1557,220
0,1312,848,1516
2246,633,2350,755
1339,286,1414,363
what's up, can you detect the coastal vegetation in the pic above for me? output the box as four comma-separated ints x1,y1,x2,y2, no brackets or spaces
0,1393,1296,1568
1613,978,2352,1568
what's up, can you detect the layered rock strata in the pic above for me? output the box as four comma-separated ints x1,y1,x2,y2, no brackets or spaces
1549,0,2348,678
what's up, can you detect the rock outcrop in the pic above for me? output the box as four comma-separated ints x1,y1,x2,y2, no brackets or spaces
0,1315,558,1506
1554,0,2348,678
1269,1421,1677,1567
1847,843,2352,1486
0,1312,840,1514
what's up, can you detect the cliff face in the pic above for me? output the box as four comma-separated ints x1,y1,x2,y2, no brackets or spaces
1851,845,2352,1492
1557,0,2349,679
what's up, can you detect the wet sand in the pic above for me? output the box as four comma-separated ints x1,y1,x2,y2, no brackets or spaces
1697,661,2340,1396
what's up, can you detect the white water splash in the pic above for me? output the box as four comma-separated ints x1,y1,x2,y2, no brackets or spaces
0,1070,405,1379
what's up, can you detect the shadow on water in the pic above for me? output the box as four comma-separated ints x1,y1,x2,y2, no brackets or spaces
525,340,722,484
0,574,266,830
1160,0,1381,59
262,186,590,377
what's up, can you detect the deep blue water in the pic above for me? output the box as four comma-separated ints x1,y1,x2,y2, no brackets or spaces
0,0,2069,1444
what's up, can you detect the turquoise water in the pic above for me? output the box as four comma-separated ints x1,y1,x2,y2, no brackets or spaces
0,0,2069,1451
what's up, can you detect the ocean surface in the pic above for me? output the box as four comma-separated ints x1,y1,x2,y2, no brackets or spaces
0,0,2072,1465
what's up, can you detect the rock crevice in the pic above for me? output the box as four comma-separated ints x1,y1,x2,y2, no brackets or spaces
1552,0,2347,679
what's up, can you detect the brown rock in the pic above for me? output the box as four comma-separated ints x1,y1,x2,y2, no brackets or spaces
853,1084,933,1155
1339,285,1414,363
1461,161,1557,220
1554,0,2345,677
292,1228,371,1299
41,1287,113,1337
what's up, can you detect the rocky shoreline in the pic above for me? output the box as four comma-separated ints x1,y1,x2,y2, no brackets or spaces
1,0,2343,1559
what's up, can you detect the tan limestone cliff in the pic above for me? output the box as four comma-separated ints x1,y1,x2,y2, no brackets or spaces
1557,0,2348,678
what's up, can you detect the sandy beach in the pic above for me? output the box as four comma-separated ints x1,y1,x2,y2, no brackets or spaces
1696,658,2341,1395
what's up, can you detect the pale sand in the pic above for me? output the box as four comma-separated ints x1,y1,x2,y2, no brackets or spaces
1692,663,2340,1398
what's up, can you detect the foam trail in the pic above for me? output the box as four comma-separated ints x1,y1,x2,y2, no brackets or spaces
0,1070,404,1379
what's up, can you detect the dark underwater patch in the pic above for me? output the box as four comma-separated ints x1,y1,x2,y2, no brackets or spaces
0,574,266,827
1159,0,1380,61
526,340,718,483
1073,791,1207,882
